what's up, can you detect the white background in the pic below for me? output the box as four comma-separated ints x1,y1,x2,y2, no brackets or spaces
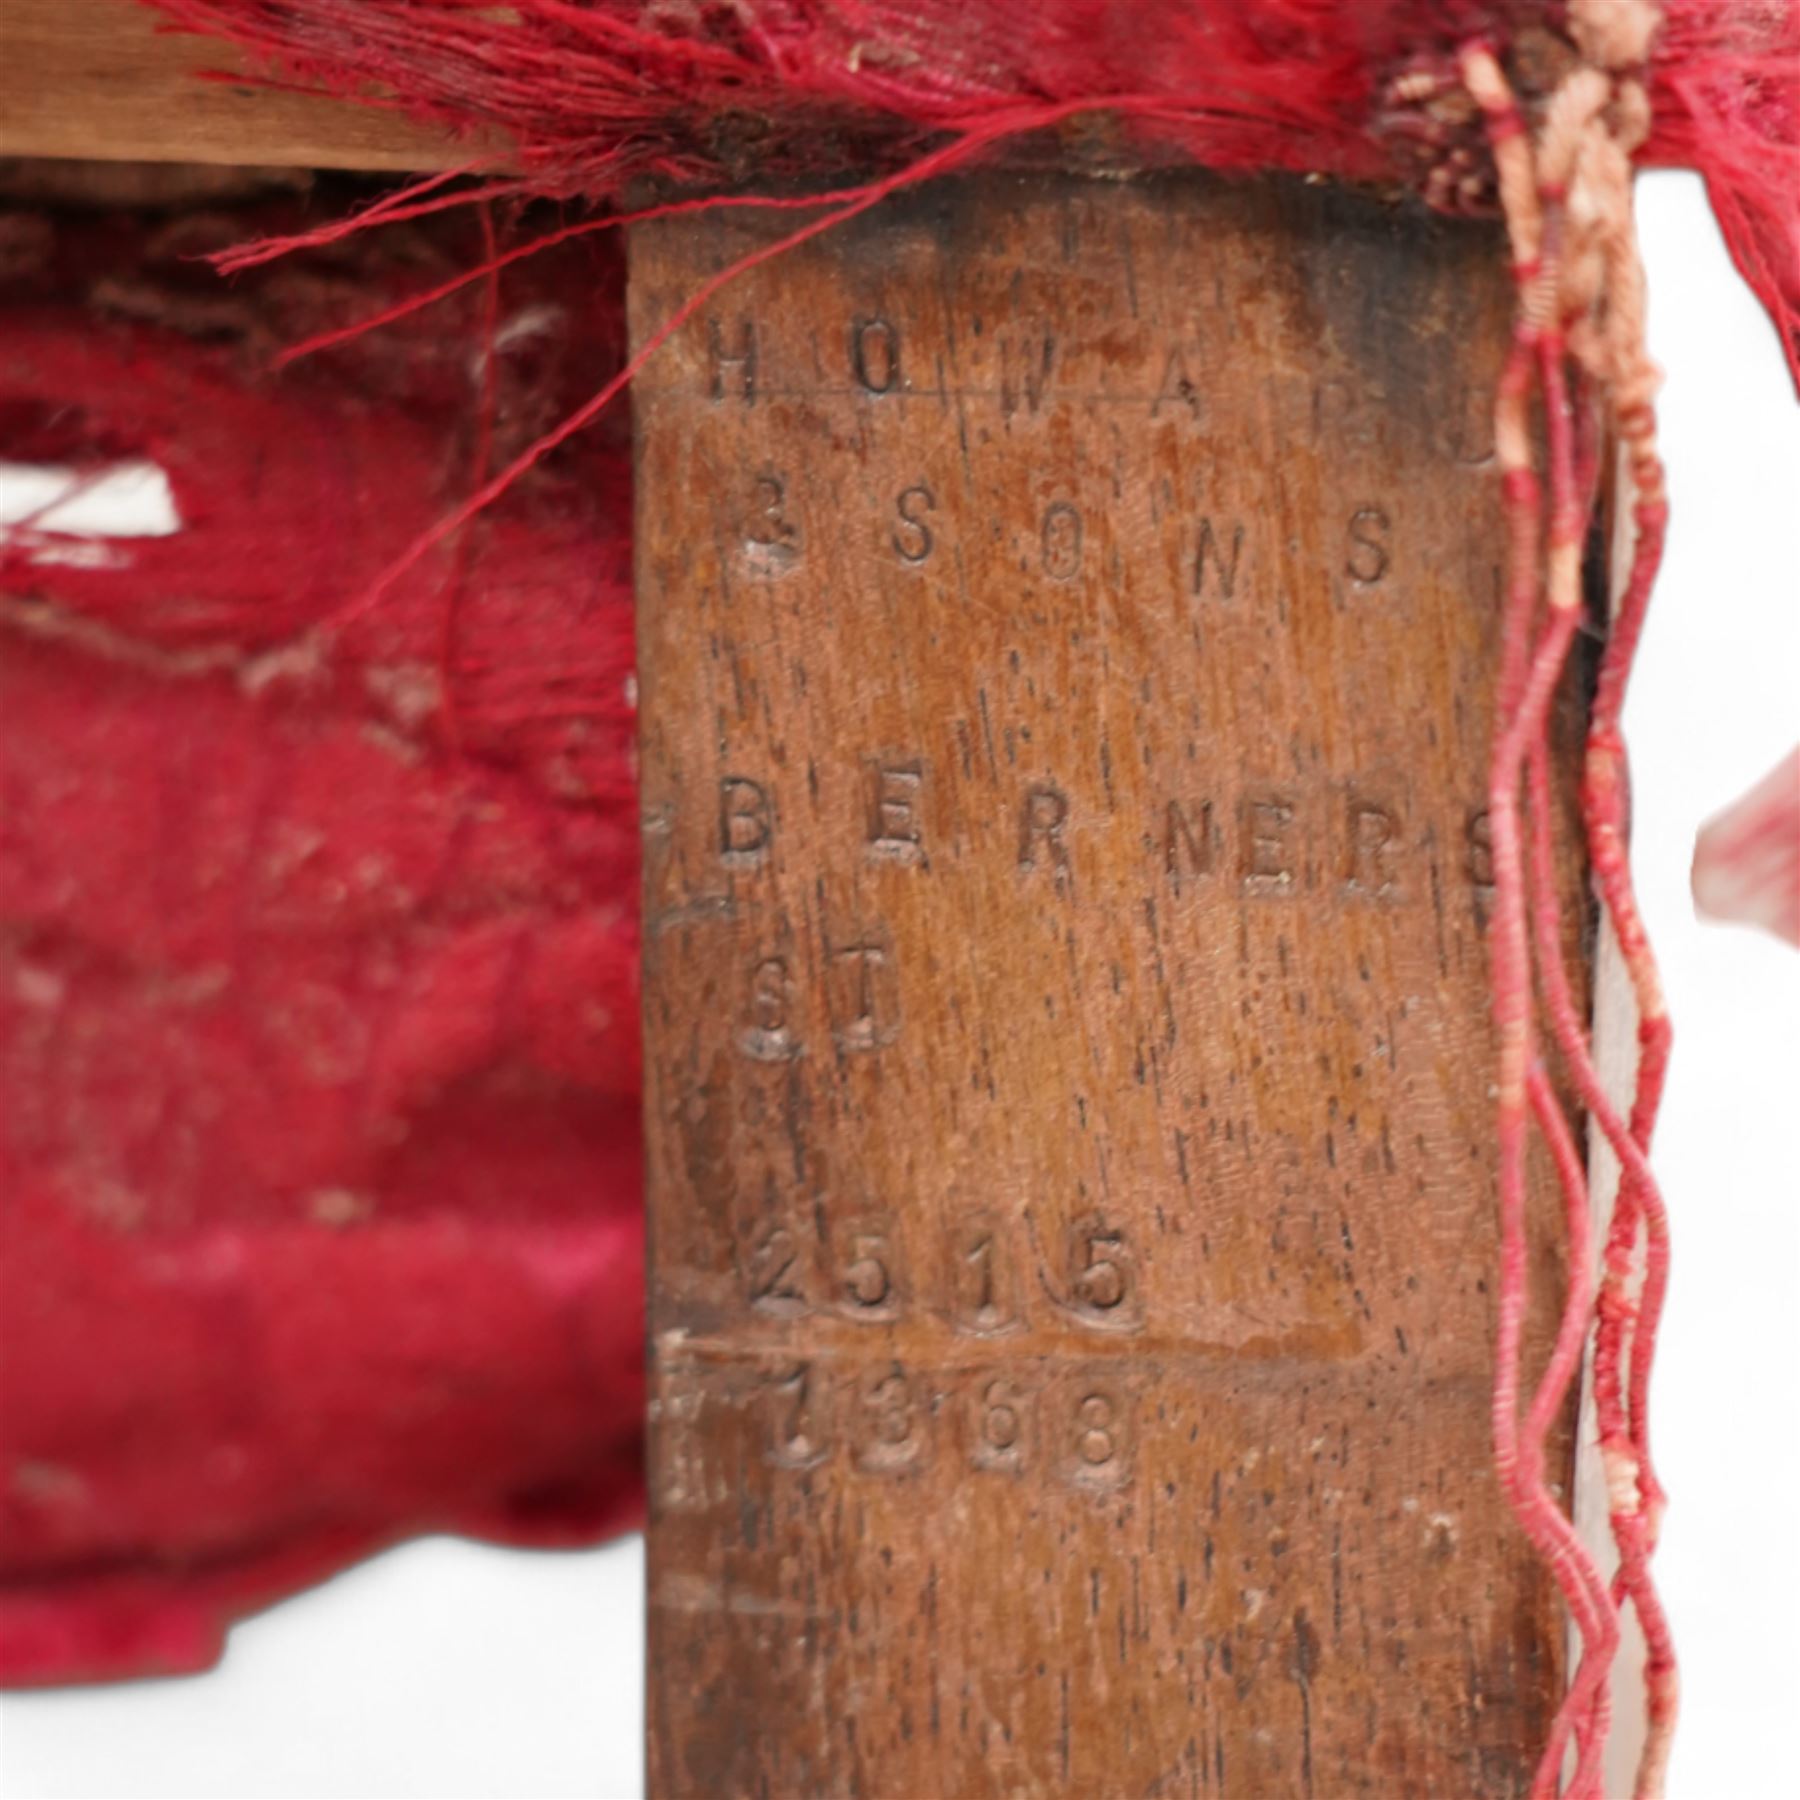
0,171,1796,1798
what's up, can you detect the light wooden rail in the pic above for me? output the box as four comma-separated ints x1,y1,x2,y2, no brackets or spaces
2,0,464,171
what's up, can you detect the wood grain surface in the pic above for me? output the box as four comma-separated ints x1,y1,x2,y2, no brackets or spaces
631,171,1596,1797
1,0,467,171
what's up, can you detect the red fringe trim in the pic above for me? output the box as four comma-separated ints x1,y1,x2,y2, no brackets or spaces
142,0,1800,387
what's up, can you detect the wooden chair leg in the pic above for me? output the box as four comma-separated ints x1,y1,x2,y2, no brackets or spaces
633,171,1595,1797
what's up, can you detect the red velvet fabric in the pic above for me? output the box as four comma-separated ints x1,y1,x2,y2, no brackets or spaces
0,195,642,1684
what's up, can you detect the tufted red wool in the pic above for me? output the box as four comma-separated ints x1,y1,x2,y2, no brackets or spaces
0,195,643,1682
144,0,1800,386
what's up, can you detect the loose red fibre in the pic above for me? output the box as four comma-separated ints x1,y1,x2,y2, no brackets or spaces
143,1,1799,387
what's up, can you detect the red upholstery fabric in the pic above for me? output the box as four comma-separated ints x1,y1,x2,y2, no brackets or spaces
0,194,643,1684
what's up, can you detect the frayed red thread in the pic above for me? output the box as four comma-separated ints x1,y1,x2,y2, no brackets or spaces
143,1,1800,387
322,96,1221,627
